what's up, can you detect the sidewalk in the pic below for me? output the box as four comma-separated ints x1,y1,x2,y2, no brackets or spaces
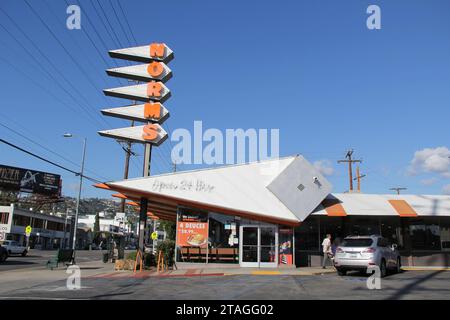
86,265,337,279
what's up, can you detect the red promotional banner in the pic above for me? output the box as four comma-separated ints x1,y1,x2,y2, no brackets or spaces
176,213,208,248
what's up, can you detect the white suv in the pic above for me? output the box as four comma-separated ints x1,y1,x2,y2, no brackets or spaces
334,235,401,277
1,240,28,257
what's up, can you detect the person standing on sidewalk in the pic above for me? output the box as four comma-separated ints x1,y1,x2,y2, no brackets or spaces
322,234,333,269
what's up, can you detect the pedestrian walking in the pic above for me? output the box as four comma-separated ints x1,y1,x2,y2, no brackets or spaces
322,234,333,269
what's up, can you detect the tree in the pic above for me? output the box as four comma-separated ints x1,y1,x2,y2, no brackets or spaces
93,212,100,244
159,220,176,240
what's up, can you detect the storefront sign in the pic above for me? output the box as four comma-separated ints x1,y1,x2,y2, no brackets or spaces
106,62,172,83
109,43,174,63
103,82,171,103
101,103,170,124
0,165,61,196
177,213,208,248
99,42,174,147
98,124,168,146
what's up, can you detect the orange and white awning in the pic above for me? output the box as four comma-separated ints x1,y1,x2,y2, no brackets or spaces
312,193,450,217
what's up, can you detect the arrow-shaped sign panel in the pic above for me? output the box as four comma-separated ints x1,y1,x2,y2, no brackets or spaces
109,43,174,64
106,62,172,83
104,82,171,103
101,103,170,124
98,124,168,146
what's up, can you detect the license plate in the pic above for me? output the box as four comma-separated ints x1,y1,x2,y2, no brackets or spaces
349,254,358,258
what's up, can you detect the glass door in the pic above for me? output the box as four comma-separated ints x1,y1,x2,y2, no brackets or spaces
239,225,278,268
240,226,259,267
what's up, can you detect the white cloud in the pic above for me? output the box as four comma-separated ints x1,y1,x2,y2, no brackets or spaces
443,184,450,195
420,178,438,186
408,146,450,177
313,159,334,176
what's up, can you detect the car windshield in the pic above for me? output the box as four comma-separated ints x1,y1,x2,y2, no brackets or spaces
341,238,373,247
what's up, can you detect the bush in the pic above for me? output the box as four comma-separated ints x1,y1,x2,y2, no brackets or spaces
144,253,156,267
156,239,175,268
126,251,137,261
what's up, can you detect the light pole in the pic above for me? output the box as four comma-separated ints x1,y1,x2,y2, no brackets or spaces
64,133,87,262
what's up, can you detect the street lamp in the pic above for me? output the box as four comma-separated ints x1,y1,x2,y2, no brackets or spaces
63,133,87,262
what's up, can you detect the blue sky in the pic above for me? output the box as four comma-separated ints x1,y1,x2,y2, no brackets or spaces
0,0,449,198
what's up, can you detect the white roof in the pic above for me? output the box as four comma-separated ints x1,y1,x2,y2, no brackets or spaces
105,155,332,224
312,193,450,217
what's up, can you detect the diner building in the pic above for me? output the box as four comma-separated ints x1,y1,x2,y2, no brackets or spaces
95,155,450,268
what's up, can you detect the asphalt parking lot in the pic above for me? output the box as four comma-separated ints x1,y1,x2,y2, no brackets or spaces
1,269,450,300
0,250,103,272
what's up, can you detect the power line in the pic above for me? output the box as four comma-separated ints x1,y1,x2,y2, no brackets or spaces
0,23,105,129
23,0,112,108
116,0,138,45
0,54,99,130
337,149,362,192
0,120,111,182
95,0,126,49
109,0,133,46
0,138,101,184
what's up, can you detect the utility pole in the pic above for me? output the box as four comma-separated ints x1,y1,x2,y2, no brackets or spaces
337,149,362,192
119,120,135,213
390,187,407,195
353,166,366,193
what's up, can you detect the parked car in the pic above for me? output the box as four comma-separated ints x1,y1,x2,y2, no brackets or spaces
0,244,8,262
1,240,28,256
334,235,401,277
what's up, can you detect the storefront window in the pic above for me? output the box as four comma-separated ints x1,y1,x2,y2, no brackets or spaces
346,217,380,236
319,217,345,249
208,212,239,264
409,218,441,250
380,217,404,249
295,216,319,251
440,218,450,251
279,227,293,265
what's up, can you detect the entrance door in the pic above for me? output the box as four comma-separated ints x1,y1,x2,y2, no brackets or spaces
239,225,278,268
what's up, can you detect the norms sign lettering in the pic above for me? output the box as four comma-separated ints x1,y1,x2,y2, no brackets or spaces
99,43,174,146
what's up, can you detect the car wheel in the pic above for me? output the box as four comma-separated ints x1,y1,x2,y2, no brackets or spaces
380,259,387,278
337,269,346,276
396,257,402,274
21,250,28,257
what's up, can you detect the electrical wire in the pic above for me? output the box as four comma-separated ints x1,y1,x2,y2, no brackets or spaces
0,138,102,184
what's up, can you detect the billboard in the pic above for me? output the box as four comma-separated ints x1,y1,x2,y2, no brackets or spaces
0,165,61,196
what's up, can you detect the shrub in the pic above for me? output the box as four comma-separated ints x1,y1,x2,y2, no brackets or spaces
126,251,137,261
156,239,175,268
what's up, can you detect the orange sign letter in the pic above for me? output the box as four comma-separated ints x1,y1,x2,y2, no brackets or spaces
147,81,162,97
147,61,164,78
142,124,159,141
144,102,162,119
150,43,165,58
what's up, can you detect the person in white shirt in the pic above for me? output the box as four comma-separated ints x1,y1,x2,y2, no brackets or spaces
322,234,332,269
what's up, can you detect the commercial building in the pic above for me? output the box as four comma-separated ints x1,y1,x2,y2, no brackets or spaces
0,206,72,249
95,155,450,268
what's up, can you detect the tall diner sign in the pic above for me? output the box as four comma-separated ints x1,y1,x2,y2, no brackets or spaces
98,43,174,146
98,43,174,260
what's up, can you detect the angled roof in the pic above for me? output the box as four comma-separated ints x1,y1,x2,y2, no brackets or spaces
312,193,450,217
97,155,332,225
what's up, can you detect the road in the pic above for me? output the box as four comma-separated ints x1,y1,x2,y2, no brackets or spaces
0,249,103,272
1,268,449,300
